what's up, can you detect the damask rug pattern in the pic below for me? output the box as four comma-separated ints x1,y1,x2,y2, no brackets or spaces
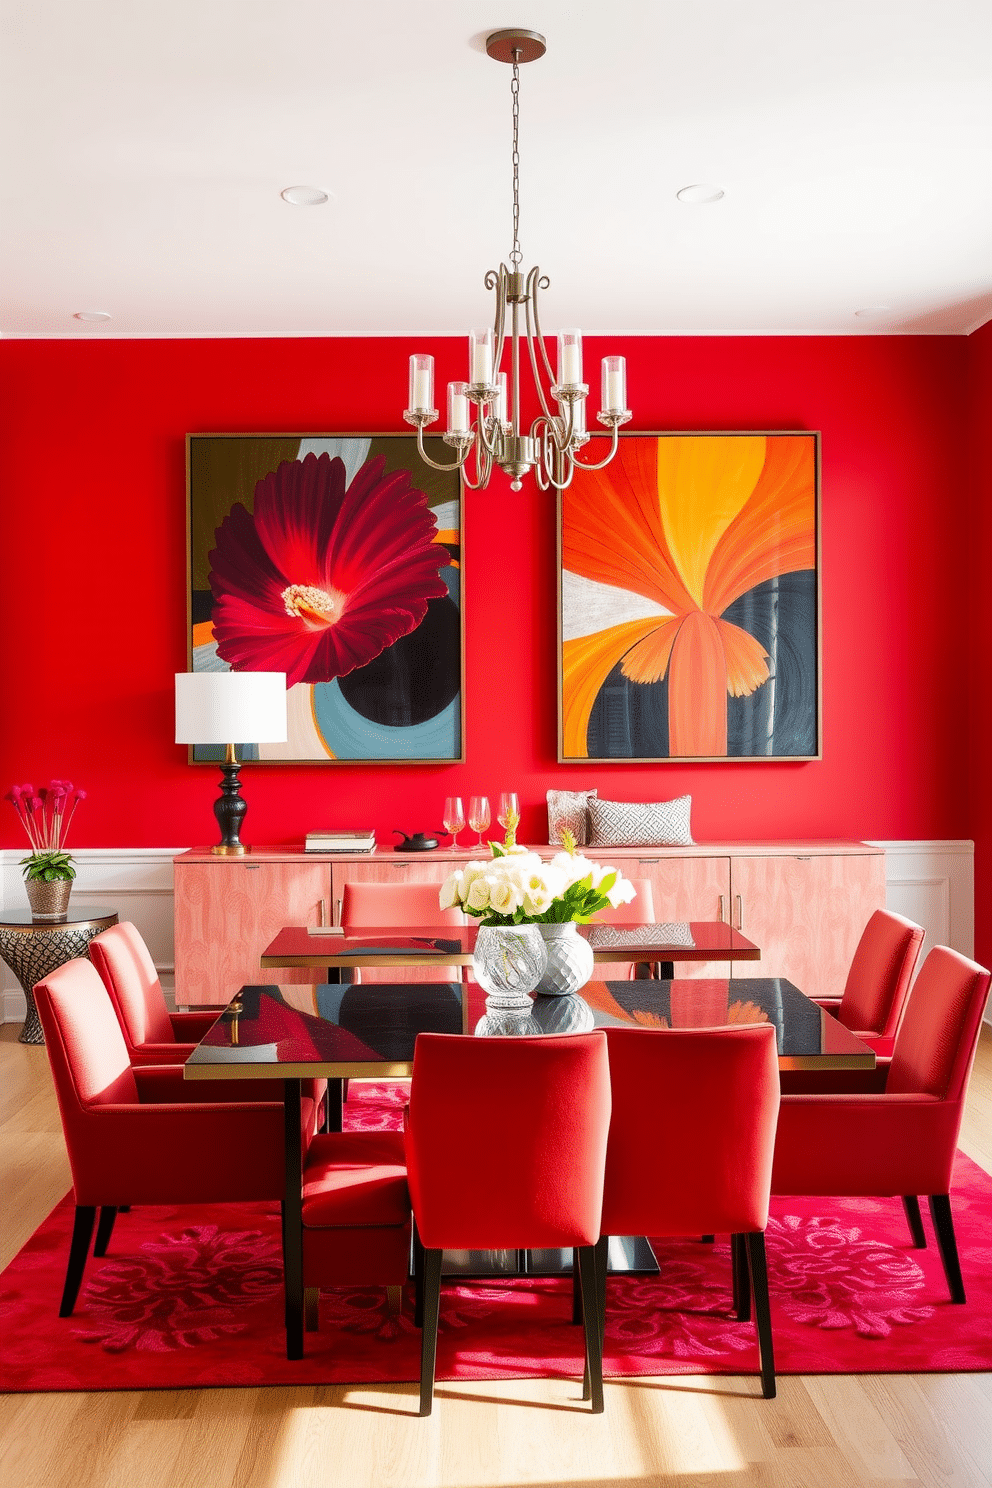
2,1083,990,1392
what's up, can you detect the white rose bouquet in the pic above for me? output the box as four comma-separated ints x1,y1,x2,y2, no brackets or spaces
439,831,636,928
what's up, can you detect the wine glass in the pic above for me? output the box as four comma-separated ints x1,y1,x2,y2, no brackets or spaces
442,796,465,849
468,795,491,848
497,791,520,846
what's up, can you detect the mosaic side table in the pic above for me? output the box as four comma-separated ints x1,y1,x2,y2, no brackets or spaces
0,907,119,1045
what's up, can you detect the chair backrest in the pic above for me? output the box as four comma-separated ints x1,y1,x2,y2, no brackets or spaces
341,880,466,928
406,1031,611,1250
887,945,991,1101
590,877,655,925
838,909,924,1037
89,921,174,1050
34,959,139,1183
600,1024,780,1238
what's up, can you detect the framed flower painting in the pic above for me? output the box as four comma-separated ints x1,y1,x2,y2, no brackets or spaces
558,431,820,763
186,434,464,763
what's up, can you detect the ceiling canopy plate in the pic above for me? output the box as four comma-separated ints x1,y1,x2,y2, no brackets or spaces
485,29,547,64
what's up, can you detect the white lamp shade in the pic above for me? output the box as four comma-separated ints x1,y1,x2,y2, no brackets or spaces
175,671,288,745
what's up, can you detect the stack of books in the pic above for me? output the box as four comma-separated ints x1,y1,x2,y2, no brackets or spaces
304,830,375,853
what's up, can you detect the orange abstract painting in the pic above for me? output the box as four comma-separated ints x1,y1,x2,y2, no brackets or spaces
558,433,819,761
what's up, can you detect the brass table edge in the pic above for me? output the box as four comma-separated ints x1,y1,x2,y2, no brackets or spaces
184,1060,414,1079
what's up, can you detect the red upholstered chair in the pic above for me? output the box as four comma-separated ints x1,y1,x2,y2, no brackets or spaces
813,909,924,1056
301,1130,411,1335
89,919,322,1113
772,945,991,1303
34,957,303,1317
405,1031,612,1414
599,1024,781,1397
88,921,222,1064
341,880,467,985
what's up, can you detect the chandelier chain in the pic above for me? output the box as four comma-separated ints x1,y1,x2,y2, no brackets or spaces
510,59,521,268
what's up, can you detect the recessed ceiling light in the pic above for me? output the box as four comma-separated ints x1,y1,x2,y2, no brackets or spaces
280,185,330,206
854,305,891,318
73,310,112,322
676,184,725,204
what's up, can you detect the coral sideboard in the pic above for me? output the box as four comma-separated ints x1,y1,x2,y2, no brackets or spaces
172,841,885,1006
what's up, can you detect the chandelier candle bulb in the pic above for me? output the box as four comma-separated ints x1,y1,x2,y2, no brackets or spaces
570,394,588,445
493,371,508,425
602,355,627,414
447,381,470,435
409,354,434,414
558,329,583,387
469,328,494,387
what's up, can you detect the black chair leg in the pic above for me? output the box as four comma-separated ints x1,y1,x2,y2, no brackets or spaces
928,1194,966,1303
572,1247,583,1324
60,1205,96,1317
419,1247,443,1416
743,1232,776,1399
325,1078,343,1133
576,1244,604,1413
413,1221,425,1328
93,1206,117,1258
902,1195,927,1248
731,1232,751,1321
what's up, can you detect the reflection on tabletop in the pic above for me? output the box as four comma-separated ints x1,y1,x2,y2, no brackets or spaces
186,978,872,1072
585,922,695,948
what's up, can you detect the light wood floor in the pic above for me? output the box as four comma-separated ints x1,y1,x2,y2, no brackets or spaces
2,1021,990,1488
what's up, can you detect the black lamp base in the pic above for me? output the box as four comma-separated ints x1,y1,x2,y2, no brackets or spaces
212,758,249,855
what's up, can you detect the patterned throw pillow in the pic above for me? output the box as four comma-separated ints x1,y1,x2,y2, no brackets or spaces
588,795,694,848
547,788,598,846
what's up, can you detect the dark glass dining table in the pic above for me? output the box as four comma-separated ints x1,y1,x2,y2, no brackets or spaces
260,919,762,978
184,974,874,1358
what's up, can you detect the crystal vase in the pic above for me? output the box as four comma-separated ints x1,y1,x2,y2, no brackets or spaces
534,921,595,998
472,924,547,1009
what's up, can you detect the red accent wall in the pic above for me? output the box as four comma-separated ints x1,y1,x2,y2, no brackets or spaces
0,334,974,862
968,319,992,970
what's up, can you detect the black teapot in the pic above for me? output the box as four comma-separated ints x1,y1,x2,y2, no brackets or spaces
393,829,443,852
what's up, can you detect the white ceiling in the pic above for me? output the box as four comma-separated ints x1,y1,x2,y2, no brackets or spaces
3,0,992,338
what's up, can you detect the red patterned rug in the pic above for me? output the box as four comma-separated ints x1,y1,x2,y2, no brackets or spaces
2,1082,991,1393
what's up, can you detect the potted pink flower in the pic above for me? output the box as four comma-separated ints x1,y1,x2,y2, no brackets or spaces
6,781,86,920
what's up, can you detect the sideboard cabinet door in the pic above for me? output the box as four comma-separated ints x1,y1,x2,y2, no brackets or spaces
593,855,731,981
727,852,886,1001
174,860,330,1005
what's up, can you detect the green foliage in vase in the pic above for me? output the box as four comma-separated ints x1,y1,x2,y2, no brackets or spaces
20,851,76,883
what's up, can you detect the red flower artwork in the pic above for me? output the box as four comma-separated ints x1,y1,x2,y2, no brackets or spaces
208,452,449,688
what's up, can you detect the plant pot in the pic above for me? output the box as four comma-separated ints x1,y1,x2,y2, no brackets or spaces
25,878,72,922
472,924,547,1009
534,921,595,998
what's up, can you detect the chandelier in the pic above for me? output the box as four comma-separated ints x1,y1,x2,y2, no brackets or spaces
403,29,631,492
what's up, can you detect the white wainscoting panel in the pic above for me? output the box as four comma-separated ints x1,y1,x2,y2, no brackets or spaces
867,840,984,1023
0,841,981,1022
1,849,184,1024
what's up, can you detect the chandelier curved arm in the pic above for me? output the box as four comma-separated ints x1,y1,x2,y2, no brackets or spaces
412,422,471,474
486,265,509,373
527,267,557,390
533,416,576,491
523,269,560,429
476,410,500,460
566,421,622,472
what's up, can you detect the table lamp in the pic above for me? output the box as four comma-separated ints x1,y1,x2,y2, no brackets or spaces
175,671,288,855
